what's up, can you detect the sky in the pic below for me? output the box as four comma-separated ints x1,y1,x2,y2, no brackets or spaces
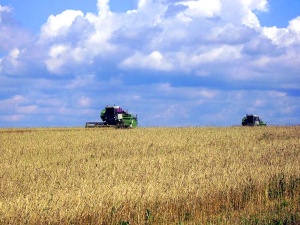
0,0,299,127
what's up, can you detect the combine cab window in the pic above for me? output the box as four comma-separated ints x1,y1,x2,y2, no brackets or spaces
105,107,115,117
247,115,254,124
104,107,117,125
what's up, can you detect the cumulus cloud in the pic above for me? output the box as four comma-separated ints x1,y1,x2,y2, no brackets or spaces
0,95,37,121
78,96,91,107
39,10,85,41
176,0,221,19
263,16,300,46
97,0,111,16
120,51,173,71
1,48,25,74
0,0,283,74
45,44,72,74
0,4,32,73
3,0,287,77
0,4,11,20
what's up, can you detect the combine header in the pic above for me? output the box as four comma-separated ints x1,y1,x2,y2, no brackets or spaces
85,105,138,128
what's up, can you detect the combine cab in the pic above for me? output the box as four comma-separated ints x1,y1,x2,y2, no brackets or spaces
86,105,138,128
242,114,266,126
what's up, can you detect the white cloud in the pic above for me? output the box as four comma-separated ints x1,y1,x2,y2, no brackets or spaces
191,45,242,64
254,99,264,107
17,105,38,114
241,0,268,11
197,89,218,99
242,10,260,28
78,96,91,107
289,16,300,33
2,114,24,122
0,5,11,17
137,0,147,9
40,10,84,41
11,95,26,103
154,83,218,100
9,48,20,59
2,0,289,77
154,103,189,121
121,51,173,71
66,74,96,89
0,95,37,122
263,17,300,46
29,0,286,76
36,98,63,107
176,0,221,19
97,0,111,17
45,44,71,74
38,3,119,74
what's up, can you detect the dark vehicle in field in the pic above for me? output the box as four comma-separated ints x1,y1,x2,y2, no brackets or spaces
242,114,266,126
86,105,138,128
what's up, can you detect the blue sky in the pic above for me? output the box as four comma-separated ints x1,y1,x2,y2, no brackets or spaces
0,0,299,127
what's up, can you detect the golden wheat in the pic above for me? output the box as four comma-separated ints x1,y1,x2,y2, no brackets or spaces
0,126,299,224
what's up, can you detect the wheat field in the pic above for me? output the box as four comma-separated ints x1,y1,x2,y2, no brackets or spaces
0,126,299,224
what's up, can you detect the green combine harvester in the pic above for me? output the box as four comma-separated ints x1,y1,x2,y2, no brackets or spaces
242,114,267,126
86,105,138,128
